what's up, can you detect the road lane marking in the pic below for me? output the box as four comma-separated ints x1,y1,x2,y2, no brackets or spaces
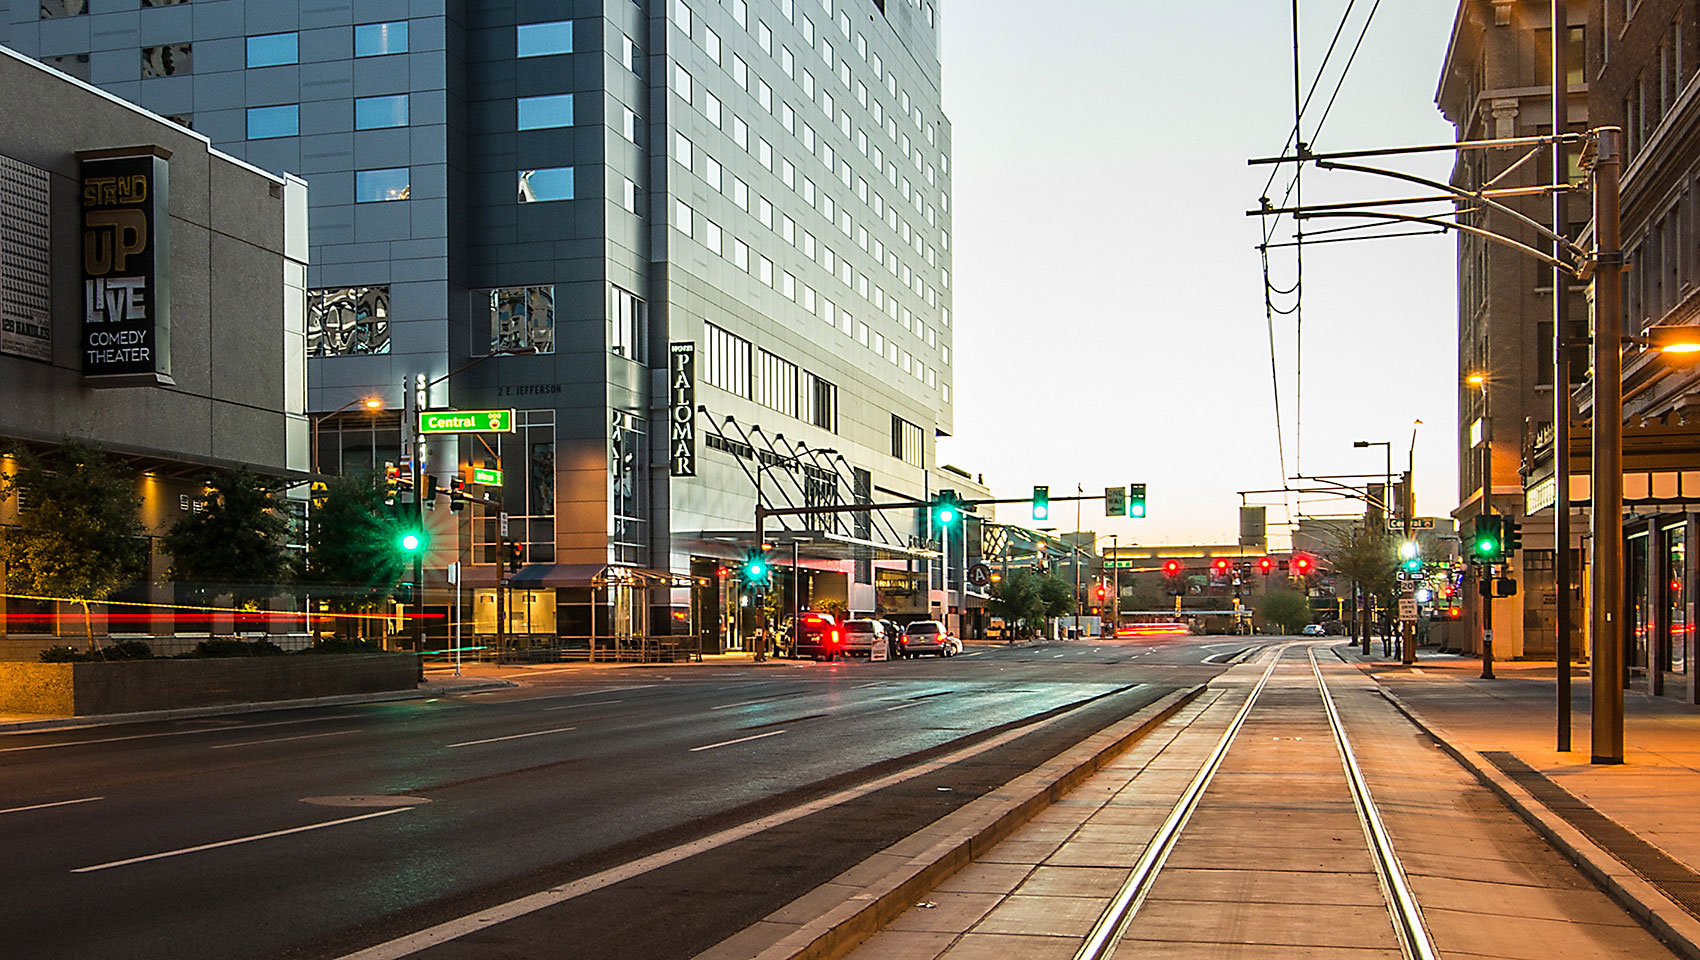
330,685,1159,960
1,796,103,816
71,807,412,873
1053,654,1066,659
709,693,805,711
542,698,625,712
963,651,984,657
0,714,360,753
446,726,577,749
885,702,919,712
211,730,356,750
689,729,787,752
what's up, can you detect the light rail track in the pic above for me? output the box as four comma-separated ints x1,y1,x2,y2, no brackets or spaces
1074,642,1438,960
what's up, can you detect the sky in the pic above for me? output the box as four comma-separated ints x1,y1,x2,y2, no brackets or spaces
934,2,1462,549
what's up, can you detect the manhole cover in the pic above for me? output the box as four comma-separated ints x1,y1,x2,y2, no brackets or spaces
301,795,431,808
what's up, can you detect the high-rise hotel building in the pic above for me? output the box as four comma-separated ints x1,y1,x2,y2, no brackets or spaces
2,0,954,650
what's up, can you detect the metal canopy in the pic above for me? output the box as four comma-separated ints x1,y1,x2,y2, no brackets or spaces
689,529,936,561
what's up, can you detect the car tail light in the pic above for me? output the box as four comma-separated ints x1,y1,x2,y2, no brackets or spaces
830,629,841,645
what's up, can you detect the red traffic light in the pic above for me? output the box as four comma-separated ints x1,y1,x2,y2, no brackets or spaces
1292,554,1313,574
1258,556,1274,574
1212,558,1231,573
1162,560,1183,576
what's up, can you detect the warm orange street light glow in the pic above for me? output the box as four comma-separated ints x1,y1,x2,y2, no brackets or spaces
363,397,383,409
1466,373,1487,386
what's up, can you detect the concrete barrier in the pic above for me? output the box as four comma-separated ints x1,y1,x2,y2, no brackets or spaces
0,654,421,716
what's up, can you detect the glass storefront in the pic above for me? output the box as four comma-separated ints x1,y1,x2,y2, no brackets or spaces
1665,523,1687,674
1628,531,1650,673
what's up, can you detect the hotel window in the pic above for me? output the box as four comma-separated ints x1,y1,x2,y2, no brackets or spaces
487,285,556,355
518,94,574,130
622,178,638,213
673,64,693,101
610,286,645,360
517,21,573,57
246,33,298,68
246,104,298,139
891,415,922,466
672,0,692,33
705,26,722,64
623,35,639,71
611,410,649,566
355,21,408,57
141,44,191,77
623,108,638,142
355,94,409,130
307,287,391,357
801,373,838,438
519,167,574,202
356,168,410,202
757,350,798,417
705,323,752,397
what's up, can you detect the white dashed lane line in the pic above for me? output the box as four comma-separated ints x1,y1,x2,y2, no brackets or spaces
689,729,787,752
446,726,577,749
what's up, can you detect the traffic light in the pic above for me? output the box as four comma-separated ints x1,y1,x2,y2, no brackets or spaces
1399,540,1422,574
741,551,771,589
1470,515,1501,562
449,476,466,513
1292,554,1313,576
1212,557,1232,575
1501,516,1523,555
1258,556,1274,575
398,530,424,553
1032,485,1049,522
933,489,962,526
1162,559,1183,577
1129,483,1147,519
504,539,524,573
384,462,400,505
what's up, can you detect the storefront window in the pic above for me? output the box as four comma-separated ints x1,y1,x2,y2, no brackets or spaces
1629,532,1651,670
1666,524,1687,674
611,411,648,566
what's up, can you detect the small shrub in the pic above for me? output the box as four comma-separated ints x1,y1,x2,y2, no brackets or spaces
38,646,86,663
186,638,287,658
299,636,382,654
101,640,154,660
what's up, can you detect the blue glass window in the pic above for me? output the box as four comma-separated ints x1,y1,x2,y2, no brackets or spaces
516,21,573,58
356,168,411,202
354,21,408,57
246,32,298,68
518,167,574,202
246,104,299,139
355,94,409,130
517,94,573,130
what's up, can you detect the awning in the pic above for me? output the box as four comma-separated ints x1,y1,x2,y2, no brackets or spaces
689,529,937,561
508,563,700,588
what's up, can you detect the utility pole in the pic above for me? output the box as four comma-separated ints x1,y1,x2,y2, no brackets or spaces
1551,0,1574,753
1591,127,1625,765
407,373,427,649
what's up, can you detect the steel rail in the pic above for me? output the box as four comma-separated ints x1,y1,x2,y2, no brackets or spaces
1074,645,1438,960
1309,647,1439,960
1072,646,1288,960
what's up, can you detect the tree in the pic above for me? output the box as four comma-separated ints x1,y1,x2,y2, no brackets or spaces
162,468,297,609
987,569,1045,636
1256,587,1313,635
302,471,408,618
1325,523,1400,623
0,439,147,647
1037,573,1073,619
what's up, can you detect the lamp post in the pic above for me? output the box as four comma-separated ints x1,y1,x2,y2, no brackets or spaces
310,395,382,475
1404,419,1422,666
746,432,835,660
1467,373,1495,679
1354,439,1393,655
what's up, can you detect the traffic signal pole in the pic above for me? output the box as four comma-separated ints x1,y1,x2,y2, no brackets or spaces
1591,128,1626,765
1552,0,1574,753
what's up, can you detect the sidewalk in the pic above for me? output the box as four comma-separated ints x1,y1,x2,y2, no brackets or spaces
1339,642,1700,956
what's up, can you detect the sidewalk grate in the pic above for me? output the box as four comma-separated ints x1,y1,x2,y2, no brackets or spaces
1483,751,1700,921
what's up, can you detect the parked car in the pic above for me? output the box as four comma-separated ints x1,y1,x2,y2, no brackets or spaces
899,620,961,658
1301,623,1326,637
842,618,887,657
790,612,847,661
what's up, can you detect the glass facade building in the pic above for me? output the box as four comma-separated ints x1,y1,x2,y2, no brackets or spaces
3,0,954,653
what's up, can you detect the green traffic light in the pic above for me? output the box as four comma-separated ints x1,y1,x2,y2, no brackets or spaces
400,532,422,552
937,506,957,525
1475,537,1499,556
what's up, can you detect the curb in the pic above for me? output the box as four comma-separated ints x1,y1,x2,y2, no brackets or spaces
1378,688,1700,960
0,680,517,734
690,683,1206,960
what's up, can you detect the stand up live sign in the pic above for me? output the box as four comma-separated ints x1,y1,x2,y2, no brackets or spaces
669,341,696,476
80,148,171,385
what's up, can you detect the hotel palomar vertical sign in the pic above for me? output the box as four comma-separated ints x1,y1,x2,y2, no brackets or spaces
669,341,696,476
80,148,172,384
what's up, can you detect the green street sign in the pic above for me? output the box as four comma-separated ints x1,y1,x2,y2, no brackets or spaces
418,409,515,434
472,467,503,486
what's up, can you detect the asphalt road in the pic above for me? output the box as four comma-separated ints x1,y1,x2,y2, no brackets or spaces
0,634,1243,960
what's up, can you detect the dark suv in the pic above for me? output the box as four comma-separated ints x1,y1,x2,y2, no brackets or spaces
790,613,847,661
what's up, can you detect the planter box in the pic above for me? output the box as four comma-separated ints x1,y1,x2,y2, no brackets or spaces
0,654,421,716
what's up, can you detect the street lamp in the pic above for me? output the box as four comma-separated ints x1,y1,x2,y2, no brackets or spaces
310,395,383,474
